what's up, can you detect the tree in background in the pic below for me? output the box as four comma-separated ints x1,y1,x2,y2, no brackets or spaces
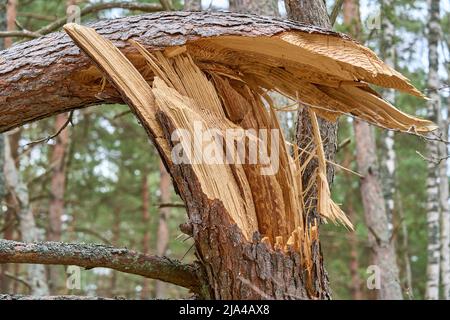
155,161,171,298
343,0,403,300
425,0,441,300
229,0,279,15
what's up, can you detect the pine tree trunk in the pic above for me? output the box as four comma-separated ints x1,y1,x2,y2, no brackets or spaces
425,0,441,300
155,161,171,298
184,0,202,11
344,0,403,300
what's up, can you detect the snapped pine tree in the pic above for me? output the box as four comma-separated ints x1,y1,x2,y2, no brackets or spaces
0,12,436,299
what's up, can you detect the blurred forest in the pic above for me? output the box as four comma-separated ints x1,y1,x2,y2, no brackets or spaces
0,0,449,300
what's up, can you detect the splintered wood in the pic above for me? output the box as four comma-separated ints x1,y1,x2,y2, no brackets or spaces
63,23,434,291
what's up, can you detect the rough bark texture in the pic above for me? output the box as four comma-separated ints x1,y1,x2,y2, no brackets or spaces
229,0,279,16
184,0,202,11
425,0,441,300
155,161,171,298
283,0,330,27
0,239,203,294
157,143,319,299
0,11,348,133
345,0,403,300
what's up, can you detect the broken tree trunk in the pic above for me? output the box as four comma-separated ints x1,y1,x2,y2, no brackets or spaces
0,12,434,300
0,239,201,294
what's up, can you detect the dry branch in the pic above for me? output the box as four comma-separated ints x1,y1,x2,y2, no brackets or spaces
0,239,203,294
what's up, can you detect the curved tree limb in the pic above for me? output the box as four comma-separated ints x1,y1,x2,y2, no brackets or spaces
0,239,203,295
0,11,345,133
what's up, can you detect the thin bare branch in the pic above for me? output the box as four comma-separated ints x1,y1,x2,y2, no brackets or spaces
25,111,74,148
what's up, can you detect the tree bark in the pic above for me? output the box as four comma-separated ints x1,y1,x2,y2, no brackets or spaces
344,0,403,300
284,0,330,27
0,239,202,294
425,0,441,300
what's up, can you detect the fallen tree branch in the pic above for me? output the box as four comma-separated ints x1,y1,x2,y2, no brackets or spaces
0,239,203,294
